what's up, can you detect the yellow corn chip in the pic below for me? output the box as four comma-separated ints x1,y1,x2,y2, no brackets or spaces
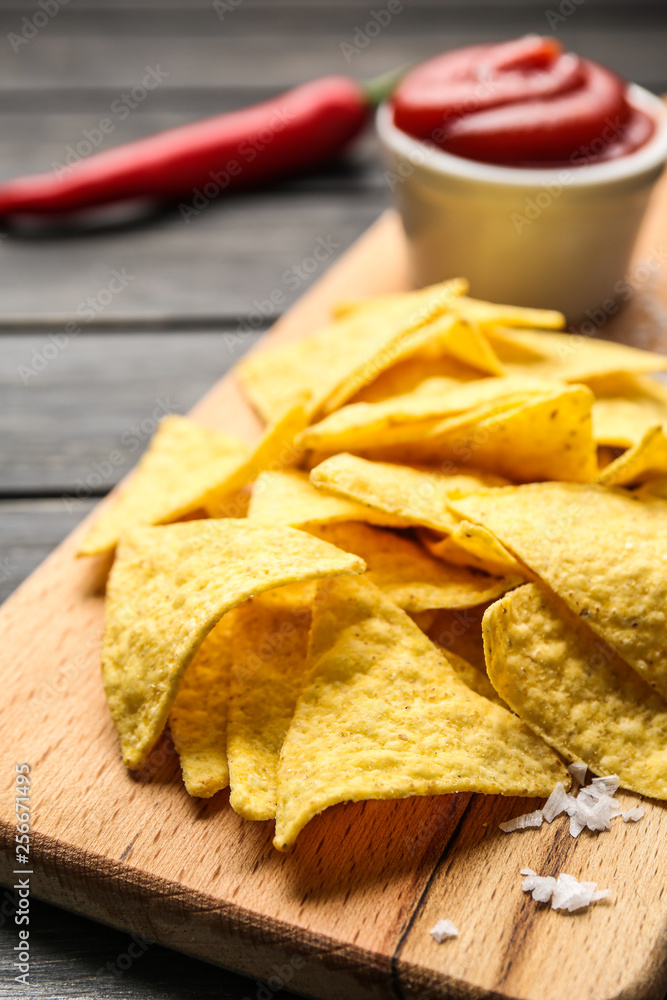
437,647,507,708
247,470,409,529
102,520,365,770
204,401,308,516
228,587,312,821
485,327,667,383
237,280,465,423
393,387,597,483
351,354,481,405
310,454,507,536
449,482,667,699
593,397,667,449
637,475,667,499
298,375,565,454
421,523,525,576
169,613,236,798
78,415,250,556
273,576,567,850
453,297,565,330
308,521,520,613
595,425,667,487
393,312,504,376
484,583,667,799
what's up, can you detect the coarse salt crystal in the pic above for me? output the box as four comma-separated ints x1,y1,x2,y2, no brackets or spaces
590,774,621,796
542,782,575,823
499,809,543,833
520,869,611,911
430,919,458,942
567,762,588,788
622,805,645,823
550,873,611,912
521,868,557,903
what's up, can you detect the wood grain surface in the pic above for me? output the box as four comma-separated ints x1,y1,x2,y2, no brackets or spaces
4,4,667,998
3,202,667,1000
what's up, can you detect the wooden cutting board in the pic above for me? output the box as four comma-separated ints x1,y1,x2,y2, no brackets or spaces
4,183,667,1000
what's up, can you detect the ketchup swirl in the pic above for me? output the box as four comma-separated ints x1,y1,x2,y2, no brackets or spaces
392,35,654,167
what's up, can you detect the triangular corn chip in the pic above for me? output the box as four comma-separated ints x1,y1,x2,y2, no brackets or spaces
452,297,565,330
351,354,480,405
237,280,465,423
443,648,507,708
248,470,409,529
204,401,308,516
593,396,667,449
299,375,566,454
310,454,507,536
484,583,667,799
102,520,365,769
308,521,521,612
273,576,567,850
169,613,236,798
420,523,524,576
78,415,250,556
449,482,667,698
227,585,313,821
390,387,597,483
486,328,667,383
595,425,667,487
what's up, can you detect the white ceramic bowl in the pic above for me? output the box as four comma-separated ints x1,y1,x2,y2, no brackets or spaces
377,85,667,321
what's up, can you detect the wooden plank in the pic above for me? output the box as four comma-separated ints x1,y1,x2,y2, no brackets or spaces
0,500,94,605
0,11,665,93
0,331,260,492
2,194,667,1000
0,191,383,323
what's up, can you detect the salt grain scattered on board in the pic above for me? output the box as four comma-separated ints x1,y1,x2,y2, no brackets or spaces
501,770,644,838
430,919,459,942
499,809,543,833
521,869,611,912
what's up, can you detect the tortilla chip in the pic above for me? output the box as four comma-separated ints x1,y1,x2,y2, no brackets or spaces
204,401,308,516
421,523,525,576
595,425,667,487
102,520,365,770
237,280,465,423
308,521,521,613
273,576,567,850
484,583,667,799
298,375,565,454
78,415,250,556
593,397,667,449
449,482,667,699
247,469,409,529
485,328,667,383
406,313,504,376
169,613,235,798
395,387,597,483
637,475,667,499
310,454,507,537
351,354,481,405
228,587,312,821
453,297,565,331
440,647,507,708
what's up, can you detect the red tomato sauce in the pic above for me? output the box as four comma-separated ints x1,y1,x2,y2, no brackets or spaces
392,35,654,167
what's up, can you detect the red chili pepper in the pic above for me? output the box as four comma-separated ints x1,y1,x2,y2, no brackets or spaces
0,70,403,218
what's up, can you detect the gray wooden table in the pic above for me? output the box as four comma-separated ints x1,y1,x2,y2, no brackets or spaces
2,2,667,997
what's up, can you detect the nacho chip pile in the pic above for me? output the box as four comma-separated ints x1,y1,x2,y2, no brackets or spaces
84,281,667,849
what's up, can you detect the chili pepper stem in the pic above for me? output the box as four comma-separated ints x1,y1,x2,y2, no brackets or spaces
361,64,411,108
